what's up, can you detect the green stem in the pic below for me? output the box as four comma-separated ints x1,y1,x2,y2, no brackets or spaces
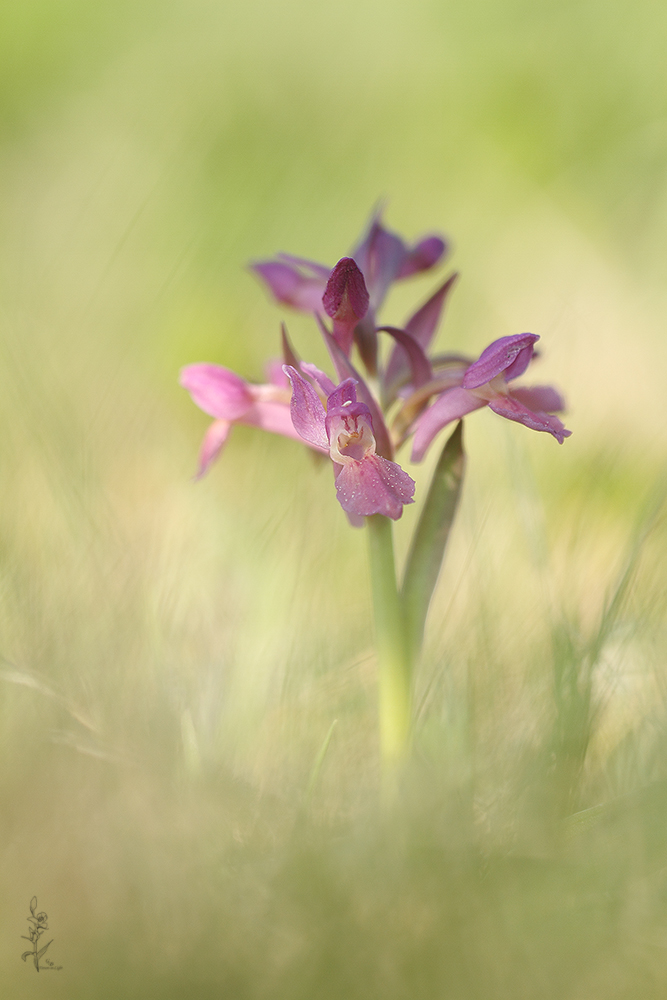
366,514,413,767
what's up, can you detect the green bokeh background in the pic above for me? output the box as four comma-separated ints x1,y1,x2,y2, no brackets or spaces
1,0,667,996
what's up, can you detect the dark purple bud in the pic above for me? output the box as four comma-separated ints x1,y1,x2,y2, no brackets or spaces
322,258,370,356
322,258,370,324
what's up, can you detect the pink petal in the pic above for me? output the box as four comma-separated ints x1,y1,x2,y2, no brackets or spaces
300,362,337,397
504,344,536,382
251,261,327,312
282,365,329,450
195,419,232,478
397,235,448,278
326,377,358,411
265,359,290,388
243,400,319,446
510,385,566,413
489,394,571,443
376,326,433,390
411,387,485,462
405,273,458,349
334,454,415,520
180,364,252,420
462,334,539,389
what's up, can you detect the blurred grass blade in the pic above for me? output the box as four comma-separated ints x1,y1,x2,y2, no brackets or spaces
401,421,465,661
305,718,338,800
564,780,667,876
0,659,98,733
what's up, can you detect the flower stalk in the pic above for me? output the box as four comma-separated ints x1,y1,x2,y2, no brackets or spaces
367,514,413,768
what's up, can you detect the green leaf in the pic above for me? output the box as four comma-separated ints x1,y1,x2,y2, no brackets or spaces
36,940,53,960
401,421,465,661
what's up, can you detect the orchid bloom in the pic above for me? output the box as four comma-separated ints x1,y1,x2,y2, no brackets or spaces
410,333,571,461
251,210,447,321
283,365,415,520
179,362,322,477
351,210,447,314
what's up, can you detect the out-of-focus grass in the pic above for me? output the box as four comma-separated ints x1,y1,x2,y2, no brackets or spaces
2,0,667,995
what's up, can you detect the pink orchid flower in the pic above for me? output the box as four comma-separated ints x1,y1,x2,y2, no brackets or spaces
351,210,447,313
251,210,447,320
283,365,415,520
411,333,571,461
179,362,322,477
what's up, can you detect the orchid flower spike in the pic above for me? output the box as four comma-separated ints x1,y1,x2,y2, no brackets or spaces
179,362,322,477
283,365,415,521
411,333,571,461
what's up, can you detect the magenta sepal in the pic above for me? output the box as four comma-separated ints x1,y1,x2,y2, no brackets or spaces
462,334,539,389
251,257,329,312
353,218,406,310
510,385,566,413
352,210,448,312
397,235,448,278
282,366,329,450
487,395,571,443
383,274,458,400
376,326,433,391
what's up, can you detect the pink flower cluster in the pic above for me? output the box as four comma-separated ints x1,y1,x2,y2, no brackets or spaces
181,211,570,521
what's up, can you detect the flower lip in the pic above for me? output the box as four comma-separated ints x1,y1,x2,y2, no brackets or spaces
326,401,376,464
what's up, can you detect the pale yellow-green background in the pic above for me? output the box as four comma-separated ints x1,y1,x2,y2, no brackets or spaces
1,0,666,995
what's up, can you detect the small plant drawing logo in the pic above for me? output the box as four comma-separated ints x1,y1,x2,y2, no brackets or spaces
21,896,62,971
